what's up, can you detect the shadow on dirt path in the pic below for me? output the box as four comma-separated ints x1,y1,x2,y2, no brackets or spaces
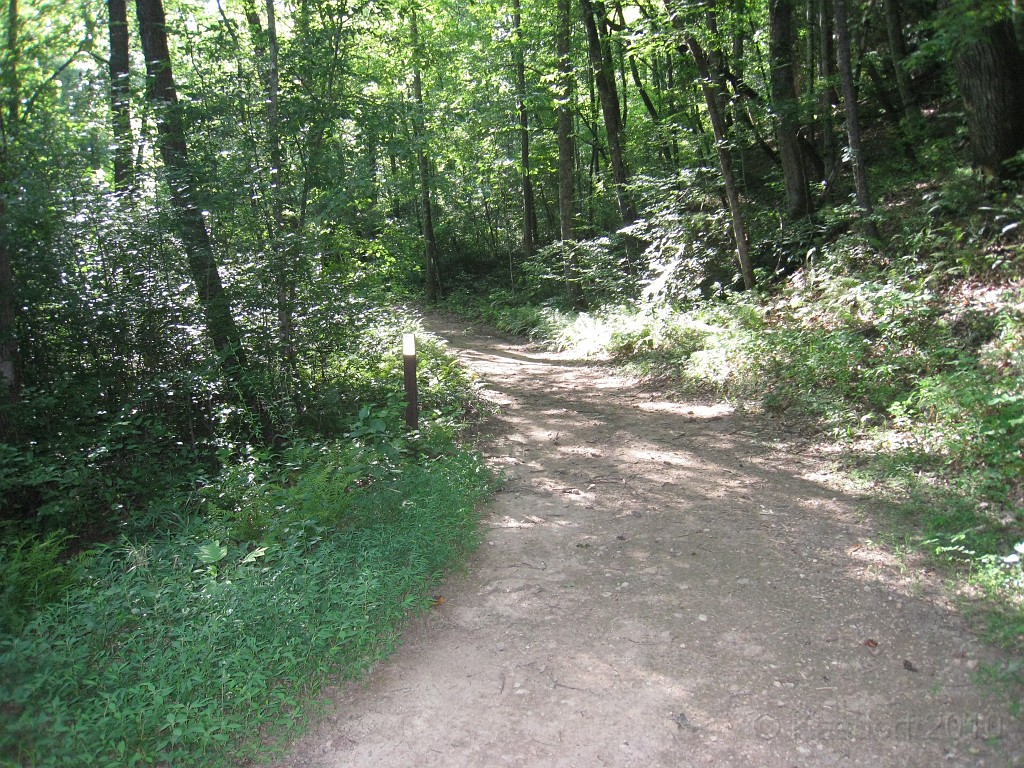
267,316,1022,768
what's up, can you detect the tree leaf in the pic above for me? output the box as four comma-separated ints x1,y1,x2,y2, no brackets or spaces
239,546,267,565
196,541,228,565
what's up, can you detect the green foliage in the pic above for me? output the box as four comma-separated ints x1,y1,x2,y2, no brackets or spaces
0,531,75,635
524,237,640,307
0,428,492,768
1,288,495,766
5,0,1024,733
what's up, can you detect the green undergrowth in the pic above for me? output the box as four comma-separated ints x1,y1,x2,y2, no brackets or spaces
1,441,491,767
0,317,495,768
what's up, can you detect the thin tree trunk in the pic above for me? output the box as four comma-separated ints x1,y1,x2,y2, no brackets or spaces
770,0,812,218
833,0,879,239
409,9,440,302
580,0,639,257
4,0,17,126
1,0,20,440
264,0,296,381
0,196,17,441
244,0,293,379
107,0,134,192
882,0,915,122
628,56,674,166
512,0,535,260
556,0,584,307
817,0,837,181
806,0,816,110
688,36,755,290
135,0,276,441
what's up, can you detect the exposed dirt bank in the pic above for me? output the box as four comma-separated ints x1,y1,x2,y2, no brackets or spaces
266,316,1022,768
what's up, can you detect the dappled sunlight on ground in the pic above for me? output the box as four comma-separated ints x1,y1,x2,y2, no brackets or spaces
635,402,735,418
270,317,1024,768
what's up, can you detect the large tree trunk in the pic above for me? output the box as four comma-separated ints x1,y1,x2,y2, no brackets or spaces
952,13,1024,177
556,0,584,307
107,0,134,192
770,0,812,219
409,9,440,302
135,0,276,442
834,0,878,239
512,0,536,261
580,0,639,258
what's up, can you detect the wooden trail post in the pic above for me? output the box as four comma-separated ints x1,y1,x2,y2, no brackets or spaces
403,333,419,432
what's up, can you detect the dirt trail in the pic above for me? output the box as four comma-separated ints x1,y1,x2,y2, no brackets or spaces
268,316,1022,768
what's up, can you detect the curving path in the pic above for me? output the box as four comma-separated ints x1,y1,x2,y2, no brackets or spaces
267,316,1022,768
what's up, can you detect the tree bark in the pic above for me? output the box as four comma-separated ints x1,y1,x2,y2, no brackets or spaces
556,0,584,307
4,0,17,127
1,0,20,441
0,194,17,441
661,0,752,286
512,0,536,261
688,35,755,290
107,0,134,192
770,0,812,218
580,0,639,258
882,0,915,122
816,0,837,181
263,0,297,381
409,9,440,302
135,0,276,441
834,0,878,239
951,12,1024,177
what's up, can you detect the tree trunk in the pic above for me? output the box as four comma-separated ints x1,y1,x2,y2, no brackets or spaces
556,0,584,308
834,0,879,239
770,0,812,218
0,194,17,441
264,0,296,382
1,0,19,441
684,32,756,290
512,0,536,261
135,0,276,442
628,55,674,166
107,0,134,192
580,0,639,258
409,9,440,302
4,0,17,126
242,0,293,380
817,0,837,181
952,13,1024,177
882,0,915,122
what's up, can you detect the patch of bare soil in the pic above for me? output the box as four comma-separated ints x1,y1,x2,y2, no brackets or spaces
266,316,1022,768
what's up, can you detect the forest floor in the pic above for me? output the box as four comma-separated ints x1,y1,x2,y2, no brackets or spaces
265,314,1023,768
